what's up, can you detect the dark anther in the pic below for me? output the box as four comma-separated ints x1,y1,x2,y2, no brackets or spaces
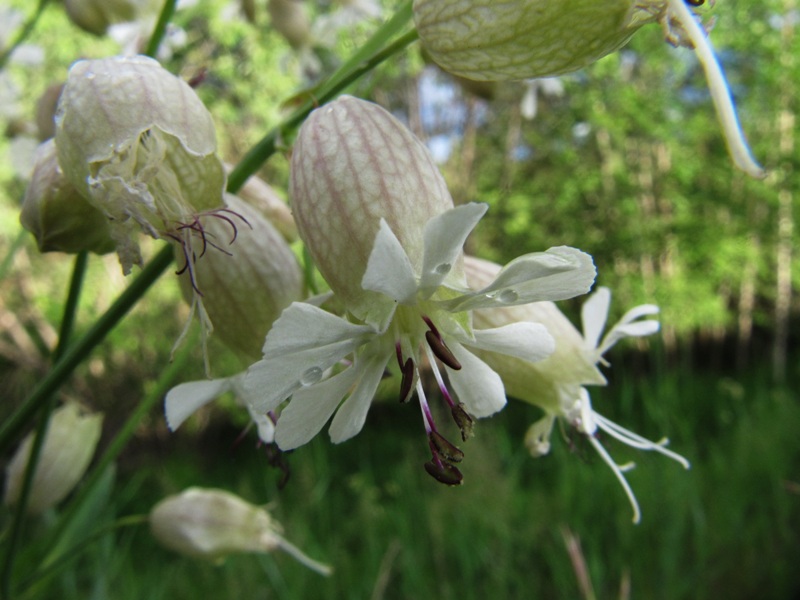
685,0,704,5
399,358,414,403
187,68,207,88
425,330,462,370
451,403,475,441
429,431,464,464
424,459,463,486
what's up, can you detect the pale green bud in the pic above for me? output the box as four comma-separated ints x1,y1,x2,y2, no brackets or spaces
149,488,332,574
414,0,663,81
290,95,456,323
267,0,313,49
64,0,161,35
174,193,304,362
229,166,298,242
55,55,227,274
20,139,115,255
4,403,103,515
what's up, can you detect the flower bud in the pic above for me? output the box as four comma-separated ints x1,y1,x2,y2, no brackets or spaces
64,0,160,35
174,193,304,361
413,0,659,81
20,139,115,255
290,95,456,323
4,403,103,515
229,166,298,242
35,83,63,141
267,0,312,50
149,487,332,574
55,55,226,274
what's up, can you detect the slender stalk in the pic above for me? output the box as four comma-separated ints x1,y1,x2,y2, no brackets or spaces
0,252,88,600
0,246,174,456
227,1,416,191
144,0,179,59
0,0,51,70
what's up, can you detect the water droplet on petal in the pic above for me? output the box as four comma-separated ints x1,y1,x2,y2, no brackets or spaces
434,262,451,275
497,289,518,303
300,366,323,386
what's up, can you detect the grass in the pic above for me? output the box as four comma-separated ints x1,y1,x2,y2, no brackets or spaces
17,351,797,600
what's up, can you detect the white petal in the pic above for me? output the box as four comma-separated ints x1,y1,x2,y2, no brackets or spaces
442,247,596,312
246,406,276,444
245,303,374,412
419,203,488,291
447,342,507,418
361,219,418,303
464,322,555,363
581,286,611,350
599,320,660,356
328,350,389,443
524,414,556,457
165,378,233,431
274,367,360,450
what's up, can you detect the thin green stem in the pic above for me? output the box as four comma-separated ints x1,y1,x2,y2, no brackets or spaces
0,0,51,70
227,0,416,192
0,246,174,456
144,0,179,59
0,252,88,600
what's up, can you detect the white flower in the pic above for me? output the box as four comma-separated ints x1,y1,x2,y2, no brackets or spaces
466,257,689,522
245,204,596,484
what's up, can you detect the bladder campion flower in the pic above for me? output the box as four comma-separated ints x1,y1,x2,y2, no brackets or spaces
413,0,764,178
54,55,231,276
465,256,689,522
149,487,332,574
243,96,597,484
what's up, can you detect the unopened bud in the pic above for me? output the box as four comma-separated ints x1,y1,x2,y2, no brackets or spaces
64,0,160,35
20,139,115,255
267,0,312,49
149,487,332,574
4,403,103,515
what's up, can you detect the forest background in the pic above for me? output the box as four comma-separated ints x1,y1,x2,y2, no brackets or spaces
0,0,798,598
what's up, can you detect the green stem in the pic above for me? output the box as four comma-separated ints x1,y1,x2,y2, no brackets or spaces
0,246,174,456
227,1,416,191
0,0,51,70
0,252,88,600
144,0,179,59
40,341,195,565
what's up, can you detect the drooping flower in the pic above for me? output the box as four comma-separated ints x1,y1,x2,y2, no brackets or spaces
149,487,332,574
4,403,103,515
413,0,764,178
54,55,229,275
243,96,597,484
465,256,689,522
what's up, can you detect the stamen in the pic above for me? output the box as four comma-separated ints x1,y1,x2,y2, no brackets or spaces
586,434,642,524
666,0,765,178
429,431,464,464
425,330,462,370
423,458,463,485
451,403,475,441
396,343,415,403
